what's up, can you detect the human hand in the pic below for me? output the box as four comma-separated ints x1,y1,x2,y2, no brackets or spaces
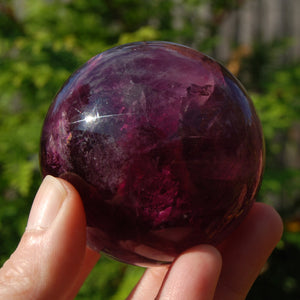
0,176,283,300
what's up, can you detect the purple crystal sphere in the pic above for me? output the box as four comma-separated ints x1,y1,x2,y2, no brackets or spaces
40,41,264,266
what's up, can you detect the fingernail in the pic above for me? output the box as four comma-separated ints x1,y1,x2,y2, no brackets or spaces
26,175,67,231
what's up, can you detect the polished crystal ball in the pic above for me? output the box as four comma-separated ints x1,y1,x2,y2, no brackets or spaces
40,41,264,267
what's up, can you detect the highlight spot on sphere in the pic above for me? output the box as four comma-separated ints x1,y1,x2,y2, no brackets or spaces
40,41,264,267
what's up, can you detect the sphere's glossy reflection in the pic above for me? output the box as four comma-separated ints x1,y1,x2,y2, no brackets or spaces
40,41,264,267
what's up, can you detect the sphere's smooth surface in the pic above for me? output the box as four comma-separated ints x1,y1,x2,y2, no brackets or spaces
40,41,264,266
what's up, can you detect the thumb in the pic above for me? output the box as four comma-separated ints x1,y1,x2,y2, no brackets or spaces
0,175,100,300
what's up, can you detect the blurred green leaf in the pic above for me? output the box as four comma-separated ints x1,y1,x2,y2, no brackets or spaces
118,26,160,45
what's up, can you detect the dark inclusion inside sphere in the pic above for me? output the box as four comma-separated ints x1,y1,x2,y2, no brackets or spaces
40,41,264,267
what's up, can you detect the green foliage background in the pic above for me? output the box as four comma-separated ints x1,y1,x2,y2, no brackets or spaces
0,0,299,299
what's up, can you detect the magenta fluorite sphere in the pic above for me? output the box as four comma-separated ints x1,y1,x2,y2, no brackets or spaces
40,41,264,266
